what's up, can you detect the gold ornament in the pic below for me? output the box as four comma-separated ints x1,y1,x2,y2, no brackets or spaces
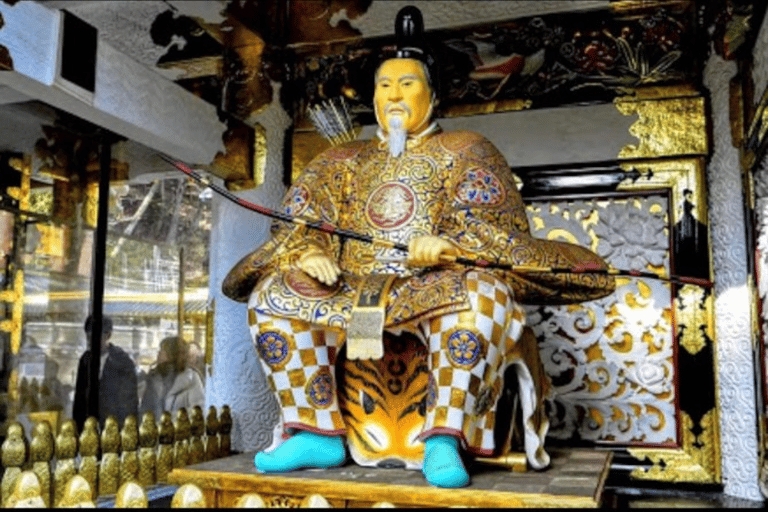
156,412,175,483
119,415,139,487
219,405,233,457
173,408,190,469
6,470,45,508
629,409,720,483
56,475,94,508
138,412,158,486
98,416,120,496
78,417,99,501
53,420,78,506
205,406,220,461
30,420,54,507
1,422,28,507
188,406,205,466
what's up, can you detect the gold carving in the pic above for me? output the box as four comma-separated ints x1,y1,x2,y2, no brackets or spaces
207,123,265,191
746,75,768,151
219,405,233,457
174,408,191,469
261,493,304,507
189,406,206,466
83,179,100,229
615,96,708,159
629,409,720,483
602,158,717,483
676,285,713,355
35,224,65,258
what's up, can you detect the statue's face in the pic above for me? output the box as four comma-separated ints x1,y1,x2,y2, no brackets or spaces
374,58,433,135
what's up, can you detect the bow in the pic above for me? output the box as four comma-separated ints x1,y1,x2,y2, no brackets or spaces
160,155,712,289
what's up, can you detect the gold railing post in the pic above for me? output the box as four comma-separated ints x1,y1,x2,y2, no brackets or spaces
205,406,220,461
220,405,232,457
120,415,140,487
53,420,77,506
1,422,27,506
173,408,190,469
189,406,205,465
30,420,54,507
78,417,99,500
138,411,158,486
98,416,120,496
156,412,174,483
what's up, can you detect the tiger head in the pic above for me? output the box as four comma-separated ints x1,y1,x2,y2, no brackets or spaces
338,331,429,470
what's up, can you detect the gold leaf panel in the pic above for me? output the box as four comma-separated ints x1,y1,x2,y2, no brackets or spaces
616,97,707,159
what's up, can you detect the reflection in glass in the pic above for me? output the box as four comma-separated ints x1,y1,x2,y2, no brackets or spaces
6,169,211,433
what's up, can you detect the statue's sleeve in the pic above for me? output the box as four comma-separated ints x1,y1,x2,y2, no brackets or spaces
439,133,615,305
221,151,343,302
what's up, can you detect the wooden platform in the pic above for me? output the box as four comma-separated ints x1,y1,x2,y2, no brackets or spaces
168,448,613,508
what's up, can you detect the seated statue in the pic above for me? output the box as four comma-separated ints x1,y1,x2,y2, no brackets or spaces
222,6,615,488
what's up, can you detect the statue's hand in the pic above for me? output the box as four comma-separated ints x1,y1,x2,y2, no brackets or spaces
297,250,341,285
407,236,458,267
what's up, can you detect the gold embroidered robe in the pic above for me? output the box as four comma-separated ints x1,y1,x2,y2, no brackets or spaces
223,129,615,328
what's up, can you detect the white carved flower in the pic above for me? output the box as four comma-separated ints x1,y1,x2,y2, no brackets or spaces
593,200,667,270
626,360,670,395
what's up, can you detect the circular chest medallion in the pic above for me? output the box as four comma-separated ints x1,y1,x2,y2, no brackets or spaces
365,182,417,231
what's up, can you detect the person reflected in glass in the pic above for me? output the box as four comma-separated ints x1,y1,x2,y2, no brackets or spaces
141,336,204,420
73,315,139,431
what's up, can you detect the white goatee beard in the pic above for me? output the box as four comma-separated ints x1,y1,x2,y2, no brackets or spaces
388,116,407,157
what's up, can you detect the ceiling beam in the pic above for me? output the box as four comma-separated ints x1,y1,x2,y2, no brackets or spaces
0,0,226,164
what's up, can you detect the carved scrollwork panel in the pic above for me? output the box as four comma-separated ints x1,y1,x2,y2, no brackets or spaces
525,194,675,445
520,156,718,483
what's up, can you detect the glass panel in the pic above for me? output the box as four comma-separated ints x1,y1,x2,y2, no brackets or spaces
1,144,211,435
106,176,211,424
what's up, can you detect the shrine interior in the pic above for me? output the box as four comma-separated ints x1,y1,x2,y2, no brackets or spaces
1,0,768,508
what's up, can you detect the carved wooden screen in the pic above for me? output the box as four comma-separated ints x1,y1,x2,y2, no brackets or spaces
518,156,719,484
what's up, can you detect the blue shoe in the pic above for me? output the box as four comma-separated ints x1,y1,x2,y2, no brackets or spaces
254,431,346,473
422,435,470,488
